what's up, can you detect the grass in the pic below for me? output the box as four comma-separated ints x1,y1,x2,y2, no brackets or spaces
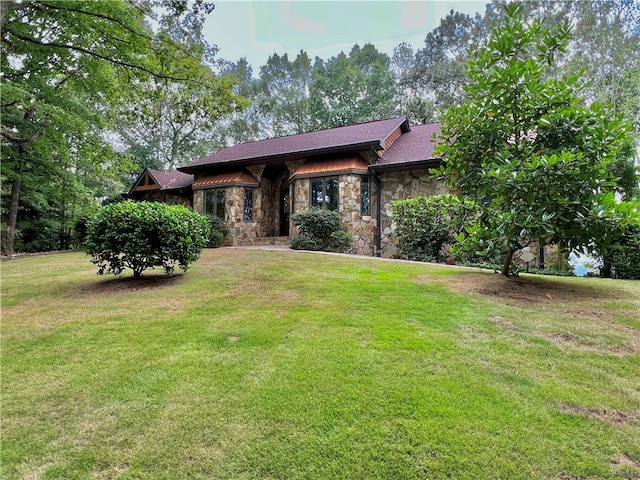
1,248,639,480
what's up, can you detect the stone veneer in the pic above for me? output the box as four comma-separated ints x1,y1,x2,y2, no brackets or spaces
378,169,447,258
194,167,447,257
134,190,192,207
338,173,376,256
292,174,376,256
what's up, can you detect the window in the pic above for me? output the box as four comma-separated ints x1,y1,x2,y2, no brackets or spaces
361,176,370,215
311,176,338,211
205,188,225,219
243,187,254,221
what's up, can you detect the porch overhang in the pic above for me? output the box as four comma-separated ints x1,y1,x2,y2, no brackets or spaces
192,171,259,189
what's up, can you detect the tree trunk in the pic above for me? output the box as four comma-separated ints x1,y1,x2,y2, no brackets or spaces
501,248,515,276
5,157,24,255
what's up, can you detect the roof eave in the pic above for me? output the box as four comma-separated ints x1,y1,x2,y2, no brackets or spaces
178,140,383,174
370,158,443,173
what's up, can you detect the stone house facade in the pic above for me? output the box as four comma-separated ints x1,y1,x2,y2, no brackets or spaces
177,117,447,257
129,117,551,267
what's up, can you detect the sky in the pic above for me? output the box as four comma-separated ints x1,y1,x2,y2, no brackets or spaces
203,1,489,74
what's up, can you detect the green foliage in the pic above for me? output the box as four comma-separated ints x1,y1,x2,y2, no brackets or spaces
435,3,636,276
257,51,314,136
85,201,210,278
392,195,457,262
328,230,355,253
291,208,353,252
289,236,323,251
0,0,237,255
206,215,228,248
602,224,640,280
310,44,396,128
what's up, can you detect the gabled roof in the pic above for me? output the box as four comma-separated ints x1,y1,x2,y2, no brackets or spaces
180,117,410,173
375,123,442,171
148,169,194,190
129,168,193,195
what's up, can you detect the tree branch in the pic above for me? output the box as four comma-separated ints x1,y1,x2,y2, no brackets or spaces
8,30,209,87
1,128,41,144
36,1,153,43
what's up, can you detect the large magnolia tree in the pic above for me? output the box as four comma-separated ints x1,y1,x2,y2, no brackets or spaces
435,3,638,276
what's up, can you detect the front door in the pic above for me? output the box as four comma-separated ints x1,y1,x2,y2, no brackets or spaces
279,188,290,236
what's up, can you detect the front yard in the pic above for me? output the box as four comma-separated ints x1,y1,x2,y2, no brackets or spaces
1,249,639,479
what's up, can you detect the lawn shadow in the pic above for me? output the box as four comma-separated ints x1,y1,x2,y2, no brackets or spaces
79,272,185,295
435,271,625,306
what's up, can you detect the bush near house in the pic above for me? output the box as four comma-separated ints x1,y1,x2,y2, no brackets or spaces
392,195,455,262
85,201,210,278
392,194,489,263
206,215,228,248
602,224,640,280
291,208,353,253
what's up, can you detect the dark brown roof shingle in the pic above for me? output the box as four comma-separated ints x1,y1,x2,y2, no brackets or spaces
376,123,441,168
148,169,194,190
180,117,409,172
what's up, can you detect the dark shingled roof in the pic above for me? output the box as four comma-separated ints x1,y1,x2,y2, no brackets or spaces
147,169,194,190
376,123,442,169
180,117,410,173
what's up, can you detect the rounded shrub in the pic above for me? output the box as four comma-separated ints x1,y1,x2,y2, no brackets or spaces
291,207,353,252
85,201,210,278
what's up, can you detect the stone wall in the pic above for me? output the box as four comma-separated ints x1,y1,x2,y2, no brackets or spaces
134,190,192,207
339,174,376,256
257,179,274,237
193,189,204,216
378,169,447,257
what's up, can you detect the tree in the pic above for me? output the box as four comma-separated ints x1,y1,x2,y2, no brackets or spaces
85,201,210,279
309,44,396,129
1,0,235,254
212,58,265,146
435,3,636,276
114,74,242,171
257,51,315,136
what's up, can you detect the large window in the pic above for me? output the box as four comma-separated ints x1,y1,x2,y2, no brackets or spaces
205,188,225,219
244,187,254,221
311,176,338,211
361,176,370,215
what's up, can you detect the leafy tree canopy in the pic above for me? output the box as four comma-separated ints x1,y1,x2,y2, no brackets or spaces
435,3,639,276
1,0,239,254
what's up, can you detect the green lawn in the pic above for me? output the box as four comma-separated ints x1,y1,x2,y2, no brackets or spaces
2,249,639,480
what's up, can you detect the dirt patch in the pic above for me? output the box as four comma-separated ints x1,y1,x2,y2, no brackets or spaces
443,272,623,305
547,332,640,357
559,403,640,426
281,290,300,301
79,273,185,295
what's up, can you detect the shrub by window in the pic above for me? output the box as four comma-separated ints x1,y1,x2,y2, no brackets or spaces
205,188,225,219
392,194,483,262
311,176,338,211
291,207,353,253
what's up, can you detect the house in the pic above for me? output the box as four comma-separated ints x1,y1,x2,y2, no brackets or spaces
177,116,447,257
127,168,193,206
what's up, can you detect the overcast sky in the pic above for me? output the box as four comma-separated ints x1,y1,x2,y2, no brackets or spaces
203,1,489,74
